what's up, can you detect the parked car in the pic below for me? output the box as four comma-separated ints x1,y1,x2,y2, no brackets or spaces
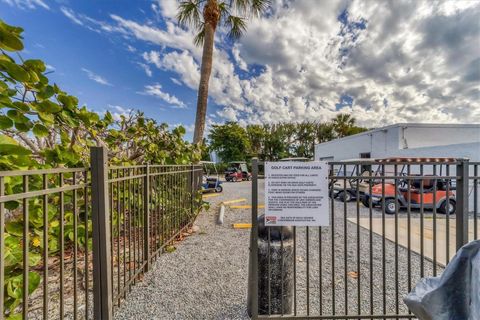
225,161,251,182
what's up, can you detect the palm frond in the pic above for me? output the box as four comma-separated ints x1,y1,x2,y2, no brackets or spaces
231,0,270,17
231,0,249,15
225,15,247,40
250,0,270,17
177,1,202,28
194,25,206,46
218,2,231,18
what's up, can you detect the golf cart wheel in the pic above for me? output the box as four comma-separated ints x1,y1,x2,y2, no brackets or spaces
384,199,398,215
439,199,456,215
232,177,238,182
247,176,251,181
338,191,351,202
215,185,223,193
361,198,370,207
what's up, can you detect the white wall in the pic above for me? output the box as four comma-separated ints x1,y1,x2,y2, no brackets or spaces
315,124,480,162
401,125,480,149
314,133,372,160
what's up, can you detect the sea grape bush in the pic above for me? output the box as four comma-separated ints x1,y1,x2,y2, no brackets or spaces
0,19,201,318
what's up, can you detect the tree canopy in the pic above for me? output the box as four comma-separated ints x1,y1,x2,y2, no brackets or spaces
208,121,250,162
208,116,367,162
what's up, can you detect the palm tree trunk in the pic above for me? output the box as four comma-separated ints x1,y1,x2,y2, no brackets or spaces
193,0,219,144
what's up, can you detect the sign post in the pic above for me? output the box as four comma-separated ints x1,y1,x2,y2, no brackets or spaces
265,161,329,226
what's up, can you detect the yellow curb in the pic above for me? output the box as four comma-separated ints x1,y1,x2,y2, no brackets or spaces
233,223,252,229
223,198,247,205
230,204,265,209
202,193,220,198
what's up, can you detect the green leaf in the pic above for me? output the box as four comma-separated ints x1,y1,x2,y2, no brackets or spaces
165,245,176,253
14,121,32,132
6,272,40,300
0,114,13,129
32,123,49,137
5,200,19,210
57,94,77,110
6,313,22,320
34,100,62,113
38,111,54,124
6,109,29,123
104,110,113,123
5,221,23,236
12,101,30,112
0,60,30,82
23,59,45,73
0,22,24,51
37,85,54,100
0,143,31,156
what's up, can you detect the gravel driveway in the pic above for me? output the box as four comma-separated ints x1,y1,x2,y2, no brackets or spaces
115,179,442,320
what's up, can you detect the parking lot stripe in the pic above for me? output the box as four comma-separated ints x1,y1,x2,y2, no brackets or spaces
229,204,265,209
232,223,252,229
202,193,220,198
223,198,247,205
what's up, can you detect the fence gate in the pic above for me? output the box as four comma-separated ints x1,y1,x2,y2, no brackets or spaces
249,158,480,319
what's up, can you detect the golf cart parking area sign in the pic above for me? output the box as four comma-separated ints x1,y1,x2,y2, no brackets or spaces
265,161,329,226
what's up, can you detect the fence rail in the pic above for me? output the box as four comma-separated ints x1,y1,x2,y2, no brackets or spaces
250,158,480,319
0,146,202,320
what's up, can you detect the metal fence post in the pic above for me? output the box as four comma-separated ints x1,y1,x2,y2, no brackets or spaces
456,158,469,250
90,146,113,320
190,164,194,216
247,158,259,318
144,163,150,272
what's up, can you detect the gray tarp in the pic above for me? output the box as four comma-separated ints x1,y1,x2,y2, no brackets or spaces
404,240,480,320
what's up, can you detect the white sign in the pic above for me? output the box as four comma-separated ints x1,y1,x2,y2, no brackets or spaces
265,161,329,226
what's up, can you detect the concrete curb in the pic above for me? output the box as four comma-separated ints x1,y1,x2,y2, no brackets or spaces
217,203,225,225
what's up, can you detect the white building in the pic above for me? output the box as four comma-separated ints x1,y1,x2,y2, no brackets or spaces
315,123,480,162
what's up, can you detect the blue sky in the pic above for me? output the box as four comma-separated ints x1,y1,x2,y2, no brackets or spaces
1,0,202,138
1,0,479,141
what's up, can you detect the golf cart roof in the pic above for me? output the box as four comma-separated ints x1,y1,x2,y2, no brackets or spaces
199,161,215,164
376,157,457,163
336,158,377,162
279,157,311,161
229,161,247,164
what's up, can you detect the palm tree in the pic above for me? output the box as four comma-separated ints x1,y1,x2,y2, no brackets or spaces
177,0,269,144
332,113,356,138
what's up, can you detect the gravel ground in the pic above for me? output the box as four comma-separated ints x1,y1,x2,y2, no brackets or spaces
114,179,445,320
114,180,253,320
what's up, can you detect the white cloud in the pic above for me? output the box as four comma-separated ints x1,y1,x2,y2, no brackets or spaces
81,68,113,86
2,0,49,10
140,84,186,108
143,50,200,89
127,45,137,52
138,63,152,77
60,7,83,25
171,78,182,85
65,1,480,126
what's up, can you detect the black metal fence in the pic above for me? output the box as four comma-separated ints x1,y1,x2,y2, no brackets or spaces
249,158,480,319
0,147,202,320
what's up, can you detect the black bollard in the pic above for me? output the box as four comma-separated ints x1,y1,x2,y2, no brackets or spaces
248,215,294,316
